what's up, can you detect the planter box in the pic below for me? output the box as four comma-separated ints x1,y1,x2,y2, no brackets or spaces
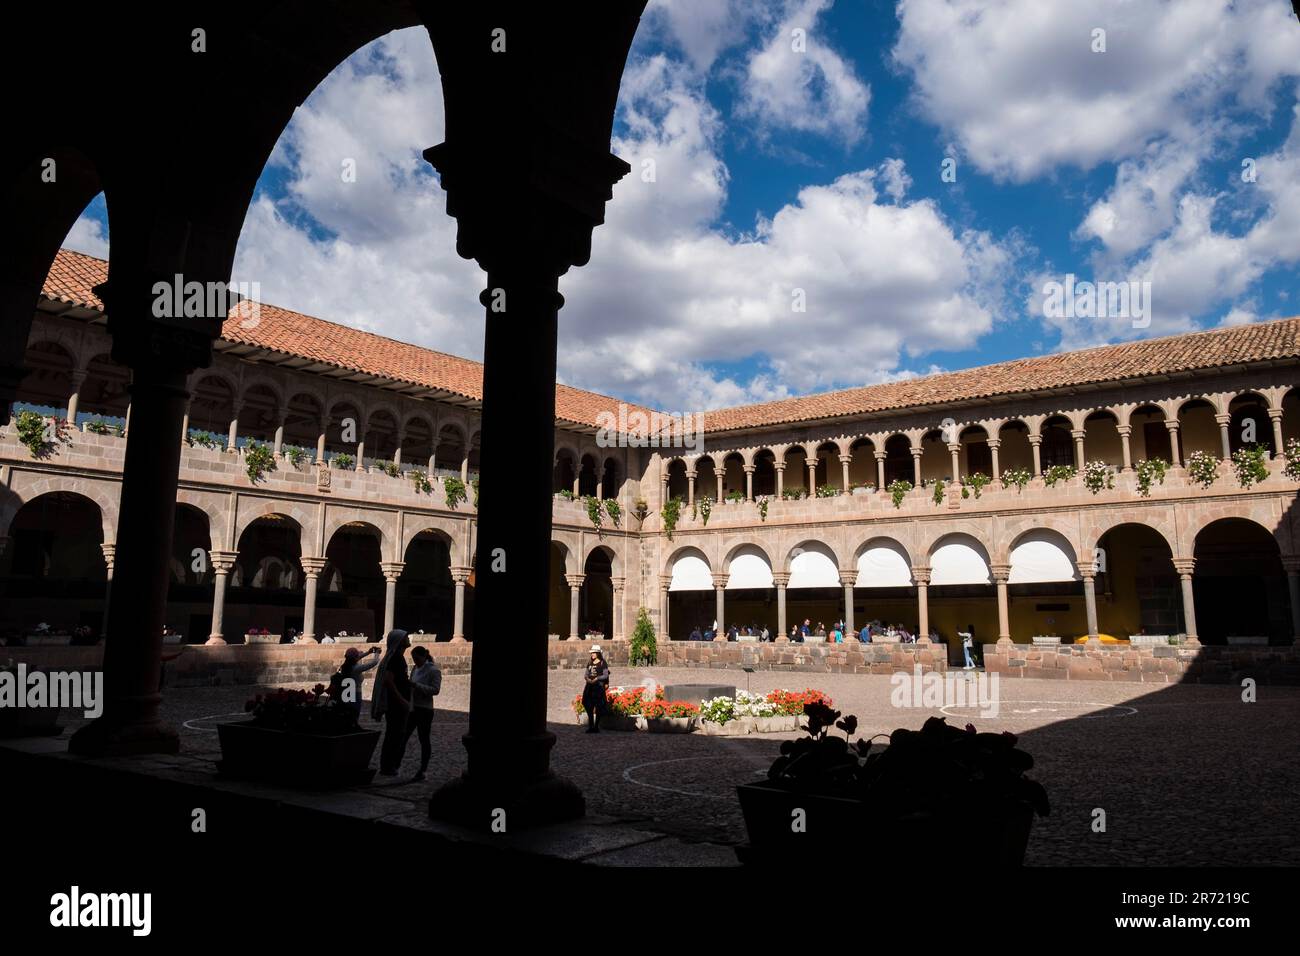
1129,634,1170,646
851,487,871,496
0,705,65,738
1226,635,1269,646
736,780,1034,864
752,715,799,733
1030,636,1061,646
163,634,184,645
598,713,643,732
645,717,695,734
244,634,282,644
216,721,379,787
699,716,753,736
872,634,902,644
331,635,370,644
24,635,72,646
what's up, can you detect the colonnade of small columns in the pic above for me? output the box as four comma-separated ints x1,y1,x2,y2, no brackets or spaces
560,572,626,641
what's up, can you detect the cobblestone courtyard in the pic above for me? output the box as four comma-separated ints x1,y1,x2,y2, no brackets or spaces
44,667,1300,866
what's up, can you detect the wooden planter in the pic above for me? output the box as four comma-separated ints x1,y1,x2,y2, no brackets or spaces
0,705,66,738
736,780,1035,865
645,717,695,734
216,721,379,787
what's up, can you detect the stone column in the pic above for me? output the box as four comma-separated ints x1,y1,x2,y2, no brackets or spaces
180,401,191,444
874,451,886,489
1165,419,1182,466
745,463,756,501
226,401,242,452
1282,556,1300,644
355,429,366,471
1117,424,1133,471
99,543,116,641
991,563,1011,642
659,471,668,509
773,572,790,641
1269,408,1285,458
566,572,585,640
804,457,816,498
1077,560,1100,641
774,461,785,498
380,561,406,636
206,550,239,644
611,575,625,640
911,448,923,485
947,442,961,481
1027,434,1043,477
123,402,131,437
1071,428,1086,469
66,369,86,426
298,556,327,642
715,471,724,502
316,417,328,464
1173,557,1198,645
987,438,1001,481
450,566,471,642
273,410,286,457
1215,414,1232,461
838,454,851,491
393,431,405,468
686,469,696,507
840,571,857,639
914,566,931,641
712,573,729,639
659,573,672,641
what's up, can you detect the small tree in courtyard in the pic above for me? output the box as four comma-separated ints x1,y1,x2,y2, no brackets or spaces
629,607,657,666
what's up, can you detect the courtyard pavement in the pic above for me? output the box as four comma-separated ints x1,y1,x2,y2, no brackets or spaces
17,666,1300,866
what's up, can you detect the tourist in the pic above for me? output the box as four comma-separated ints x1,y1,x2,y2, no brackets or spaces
815,622,827,638
582,645,610,733
959,624,976,669
689,625,703,642
407,646,442,780
859,622,871,643
330,645,380,723
760,625,770,642
372,629,412,776
830,625,842,644
801,619,812,638
728,624,739,641
789,624,800,642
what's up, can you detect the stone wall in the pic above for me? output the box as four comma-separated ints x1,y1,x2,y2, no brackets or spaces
981,641,1300,684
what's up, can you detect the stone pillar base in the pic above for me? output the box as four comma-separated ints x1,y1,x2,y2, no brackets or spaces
916,636,931,644
996,636,1014,648
712,634,728,642
775,636,789,643
69,710,180,757
295,634,318,644
1184,635,1201,646
205,635,227,646
450,635,468,644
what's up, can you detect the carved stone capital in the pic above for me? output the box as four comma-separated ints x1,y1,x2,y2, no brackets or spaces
299,556,328,577
450,566,473,585
1172,557,1196,576
565,573,586,590
711,573,730,589
209,549,239,574
771,572,791,588
912,566,932,586
380,561,406,583
989,562,1011,584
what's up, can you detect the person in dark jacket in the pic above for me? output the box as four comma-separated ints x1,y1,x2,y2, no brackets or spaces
372,629,412,775
582,645,610,733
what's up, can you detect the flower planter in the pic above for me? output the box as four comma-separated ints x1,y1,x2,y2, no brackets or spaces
163,634,184,645
598,713,643,732
752,715,798,733
244,633,282,644
699,716,753,736
645,716,695,734
1030,636,1061,646
1128,634,1170,646
216,721,380,787
0,704,65,738
24,634,71,646
331,635,370,644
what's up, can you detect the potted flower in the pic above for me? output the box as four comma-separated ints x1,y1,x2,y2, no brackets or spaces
643,698,699,733
217,685,380,787
736,708,1049,865
244,627,280,644
766,688,832,730
698,695,752,736
600,686,647,731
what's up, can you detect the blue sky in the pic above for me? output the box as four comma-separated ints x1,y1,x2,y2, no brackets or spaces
66,0,1300,413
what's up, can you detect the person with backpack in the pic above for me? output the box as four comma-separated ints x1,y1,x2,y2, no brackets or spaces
329,645,380,725
406,645,442,781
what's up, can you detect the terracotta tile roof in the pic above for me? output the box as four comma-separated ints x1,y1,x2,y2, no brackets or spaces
40,249,653,432
698,318,1300,434
42,248,1300,437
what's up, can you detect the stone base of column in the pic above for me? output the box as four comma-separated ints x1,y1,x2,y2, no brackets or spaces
1183,635,1201,646
450,635,468,644
566,634,582,642
996,636,1014,648
68,699,179,757
295,634,318,644
205,635,227,645
775,635,789,643
712,633,728,642
429,732,583,831
916,635,931,644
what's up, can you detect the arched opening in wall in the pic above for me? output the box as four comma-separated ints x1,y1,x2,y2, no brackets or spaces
600,456,619,500
239,383,280,448
366,409,400,468
783,445,810,496
722,451,746,498
434,424,466,478
785,541,843,640
189,375,237,446
581,547,614,638
229,514,303,641
397,529,454,641
959,426,990,480
320,522,384,641
14,340,76,420
1039,416,1074,470
752,448,777,497
1094,523,1178,639
328,401,364,466
167,504,213,643
281,392,323,463
547,542,571,638
847,437,875,488
1281,388,1300,446
813,442,839,492
665,458,689,501
1192,518,1288,644
928,533,997,662
1007,529,1083,644
1177,399,1219,460
724,545,776,636
666,548,713,641
853,537,915,646
693,456,717,501
402,416,435,474
1083,410,1121,468
577,453,599,498
919,429,951,485
0,491,105,641
466,431,481,480
882,434,912,487
1228,392,1273,457
996,420,1033,476
553,448,577,494
77,353,131,432
1129,404,1170,462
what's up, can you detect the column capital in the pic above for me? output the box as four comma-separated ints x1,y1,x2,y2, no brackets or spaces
685,468,697,479
299,555,328,577
910,448,923,459
946,442,962,453
1027,434,1043,446
1172,557,1196,576
874,451,887,461
771,572,790,588
839,570,858,587
1164,419,1181,431
1214,413,1232,426
659,573,673,592
989,562,1011,583
1075,560,1096,579
380,560,406,583
985,438,1002,449
209,549,239,573
565,572,586,589
99,542,116,569
1070,429,1086,440
743,463,756,473
838,454,852,464
711,573,729,589
1115,424,1132,436
912,566,931,585
450,566,473,585
773,461,786,472
1268,407,1285,421
610,575,626,590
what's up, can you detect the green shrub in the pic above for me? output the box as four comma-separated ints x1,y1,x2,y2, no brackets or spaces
629,607,657,666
